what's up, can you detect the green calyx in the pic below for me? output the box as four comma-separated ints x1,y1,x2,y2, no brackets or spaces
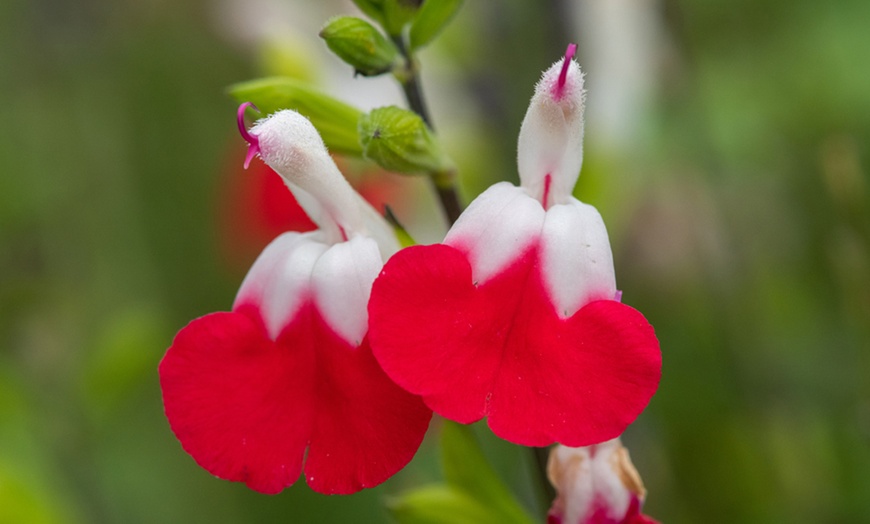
320,16,400,77
359,106,454,176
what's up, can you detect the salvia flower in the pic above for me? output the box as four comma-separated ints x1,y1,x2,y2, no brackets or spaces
159,105,432,495
367,45,661,447
547,438,658,524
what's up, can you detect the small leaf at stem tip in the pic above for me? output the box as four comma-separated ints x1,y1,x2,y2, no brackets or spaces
384,206,417,247
351,0,387,27
556,43,578,99
237,102,261,169
352,0,421,37
409,0,465,51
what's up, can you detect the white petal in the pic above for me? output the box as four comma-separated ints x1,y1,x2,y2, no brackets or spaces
252,110,367,243
284,176,399,260
549,445,595,524
517,57,585,206
311,235,383,346
444,182,545,285
587,439,633,520
540,198,616,318
234,232,329,340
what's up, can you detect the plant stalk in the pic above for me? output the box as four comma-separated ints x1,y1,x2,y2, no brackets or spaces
392,36,463,225
533,446,556,514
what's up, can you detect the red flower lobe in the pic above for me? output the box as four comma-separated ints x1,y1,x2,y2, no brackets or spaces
368,244,660,447
159,302,431,495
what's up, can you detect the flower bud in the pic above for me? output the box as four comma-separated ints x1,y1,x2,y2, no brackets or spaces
320,16,400,77
358,106,453,175
547,438,658,524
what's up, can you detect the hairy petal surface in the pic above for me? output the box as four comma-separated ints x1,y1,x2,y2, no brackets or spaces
517,57,585,206
369,243,660,447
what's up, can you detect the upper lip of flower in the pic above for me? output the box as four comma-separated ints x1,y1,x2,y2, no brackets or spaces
237,104,399,259
231,105,403,345
517,44,587,210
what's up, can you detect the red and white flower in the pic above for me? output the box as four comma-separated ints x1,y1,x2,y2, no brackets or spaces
159,106,432,495
547,438,658,524
367,45,661,447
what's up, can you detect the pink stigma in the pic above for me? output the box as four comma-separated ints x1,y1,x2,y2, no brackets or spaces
555,43,577,100
237,102,261,169
542,173,552,209
337,224,349,242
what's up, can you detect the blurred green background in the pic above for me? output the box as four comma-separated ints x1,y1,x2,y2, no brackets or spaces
1,0,868,522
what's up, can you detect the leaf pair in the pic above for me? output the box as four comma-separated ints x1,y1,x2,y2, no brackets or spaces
352,0,463,49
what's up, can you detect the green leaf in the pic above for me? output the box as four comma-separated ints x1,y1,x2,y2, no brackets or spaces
440,422,536,524
410,0,464,50
0,463,77,524
383,0,423,36
387,485,501,524
352,0,422,37
228,77,364,156
79,306,165,420
320,16,400,77
352,0,387,27
358,106,453,174
385,206,417,247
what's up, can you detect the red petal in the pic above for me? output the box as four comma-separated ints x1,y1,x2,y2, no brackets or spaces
369,244,660,447
160,304,432,495
159,310,314,494
369,245,502,424
305,335,432,494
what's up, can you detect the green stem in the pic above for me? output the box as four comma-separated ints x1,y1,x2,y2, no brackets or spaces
533,446,556,513
392,36,463,225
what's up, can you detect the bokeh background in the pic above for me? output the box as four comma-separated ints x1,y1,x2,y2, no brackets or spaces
1,0,868,522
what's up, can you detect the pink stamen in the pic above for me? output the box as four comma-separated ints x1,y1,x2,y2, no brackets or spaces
555,43,577,100
337,225,349,242
237,102,261,169
614,290,623,303
542,173,552,209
